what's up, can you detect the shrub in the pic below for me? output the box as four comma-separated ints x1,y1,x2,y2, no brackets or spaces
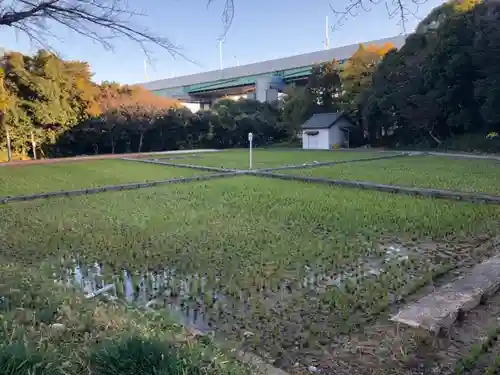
90,336,195,375
0,342,61,375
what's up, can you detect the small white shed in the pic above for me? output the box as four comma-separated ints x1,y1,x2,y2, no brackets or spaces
301,112,355,150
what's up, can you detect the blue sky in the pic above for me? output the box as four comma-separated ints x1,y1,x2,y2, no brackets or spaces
0,0,444,84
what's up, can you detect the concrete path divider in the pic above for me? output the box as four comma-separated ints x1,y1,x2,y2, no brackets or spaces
120,157,237,173
0,172,243,204
258,152,414,172
250,171,500,205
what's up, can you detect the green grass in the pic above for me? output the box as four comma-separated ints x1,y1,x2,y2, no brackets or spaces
1,175,499,366
0,159,209,196
2,176,498,271
0,262,249,375
281,155,500,195
154,149,402,169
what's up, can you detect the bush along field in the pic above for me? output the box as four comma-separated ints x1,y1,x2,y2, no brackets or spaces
2,146,500,375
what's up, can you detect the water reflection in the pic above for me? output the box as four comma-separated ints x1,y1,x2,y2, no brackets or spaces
59,244,425,332
61,263,217,332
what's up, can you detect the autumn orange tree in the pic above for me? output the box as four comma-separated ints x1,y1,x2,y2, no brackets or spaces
304,42,394,116
96,84,180,153
1,50,105,158
339,42,394,117
0,48,184,158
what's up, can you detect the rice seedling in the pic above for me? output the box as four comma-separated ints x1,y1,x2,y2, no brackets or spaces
1,174,499,371
281,155,500,195
0,159,209,196
160,149,402,170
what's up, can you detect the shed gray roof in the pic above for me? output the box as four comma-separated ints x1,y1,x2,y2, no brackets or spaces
302,113,354,129
140,35,406,91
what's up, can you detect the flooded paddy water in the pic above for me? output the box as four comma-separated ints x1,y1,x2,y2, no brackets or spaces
54,235,498,373
4,173,500,374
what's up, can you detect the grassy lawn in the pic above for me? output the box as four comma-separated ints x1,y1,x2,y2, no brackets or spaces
0,159,209,196
152,149,402,169
280,155,500,195
2,175,499,370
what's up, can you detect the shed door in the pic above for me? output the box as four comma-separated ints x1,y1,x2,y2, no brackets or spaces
306,134,320,149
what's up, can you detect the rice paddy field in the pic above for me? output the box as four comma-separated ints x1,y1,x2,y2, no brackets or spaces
280,154,500,195
146,149,401,170
1,149,500,375
0,159,208,196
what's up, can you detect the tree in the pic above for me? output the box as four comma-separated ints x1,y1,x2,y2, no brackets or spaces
281,85,314,138
360,1,500,149
329,0,479,33
339,43,394,118
307,60,342,113
0,68,13,161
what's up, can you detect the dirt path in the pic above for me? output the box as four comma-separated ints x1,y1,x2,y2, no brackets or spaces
0,149,219,167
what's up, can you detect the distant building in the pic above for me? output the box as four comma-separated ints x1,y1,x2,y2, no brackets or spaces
301,112,355,150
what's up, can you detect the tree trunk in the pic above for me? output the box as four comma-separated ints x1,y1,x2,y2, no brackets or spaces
2,113,12,162
30,130,37,160
111,137,115,154
428,129,442,145
138,132,144,153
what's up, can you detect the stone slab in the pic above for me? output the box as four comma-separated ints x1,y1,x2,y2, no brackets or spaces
391,253,500,333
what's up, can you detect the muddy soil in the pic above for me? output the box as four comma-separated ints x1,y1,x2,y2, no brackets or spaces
310,236,500,375
469,334,500,375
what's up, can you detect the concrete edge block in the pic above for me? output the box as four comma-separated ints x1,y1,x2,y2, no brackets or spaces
0,171,243,204
121,157,237,173
392,253,500,333
258,152,413,172
252,172,500,205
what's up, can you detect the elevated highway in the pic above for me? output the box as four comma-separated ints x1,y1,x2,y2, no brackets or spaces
140,35,406,111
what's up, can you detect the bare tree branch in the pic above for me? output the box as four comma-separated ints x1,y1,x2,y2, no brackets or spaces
0,0,234,65
207,0,234,41
330,0,428,33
